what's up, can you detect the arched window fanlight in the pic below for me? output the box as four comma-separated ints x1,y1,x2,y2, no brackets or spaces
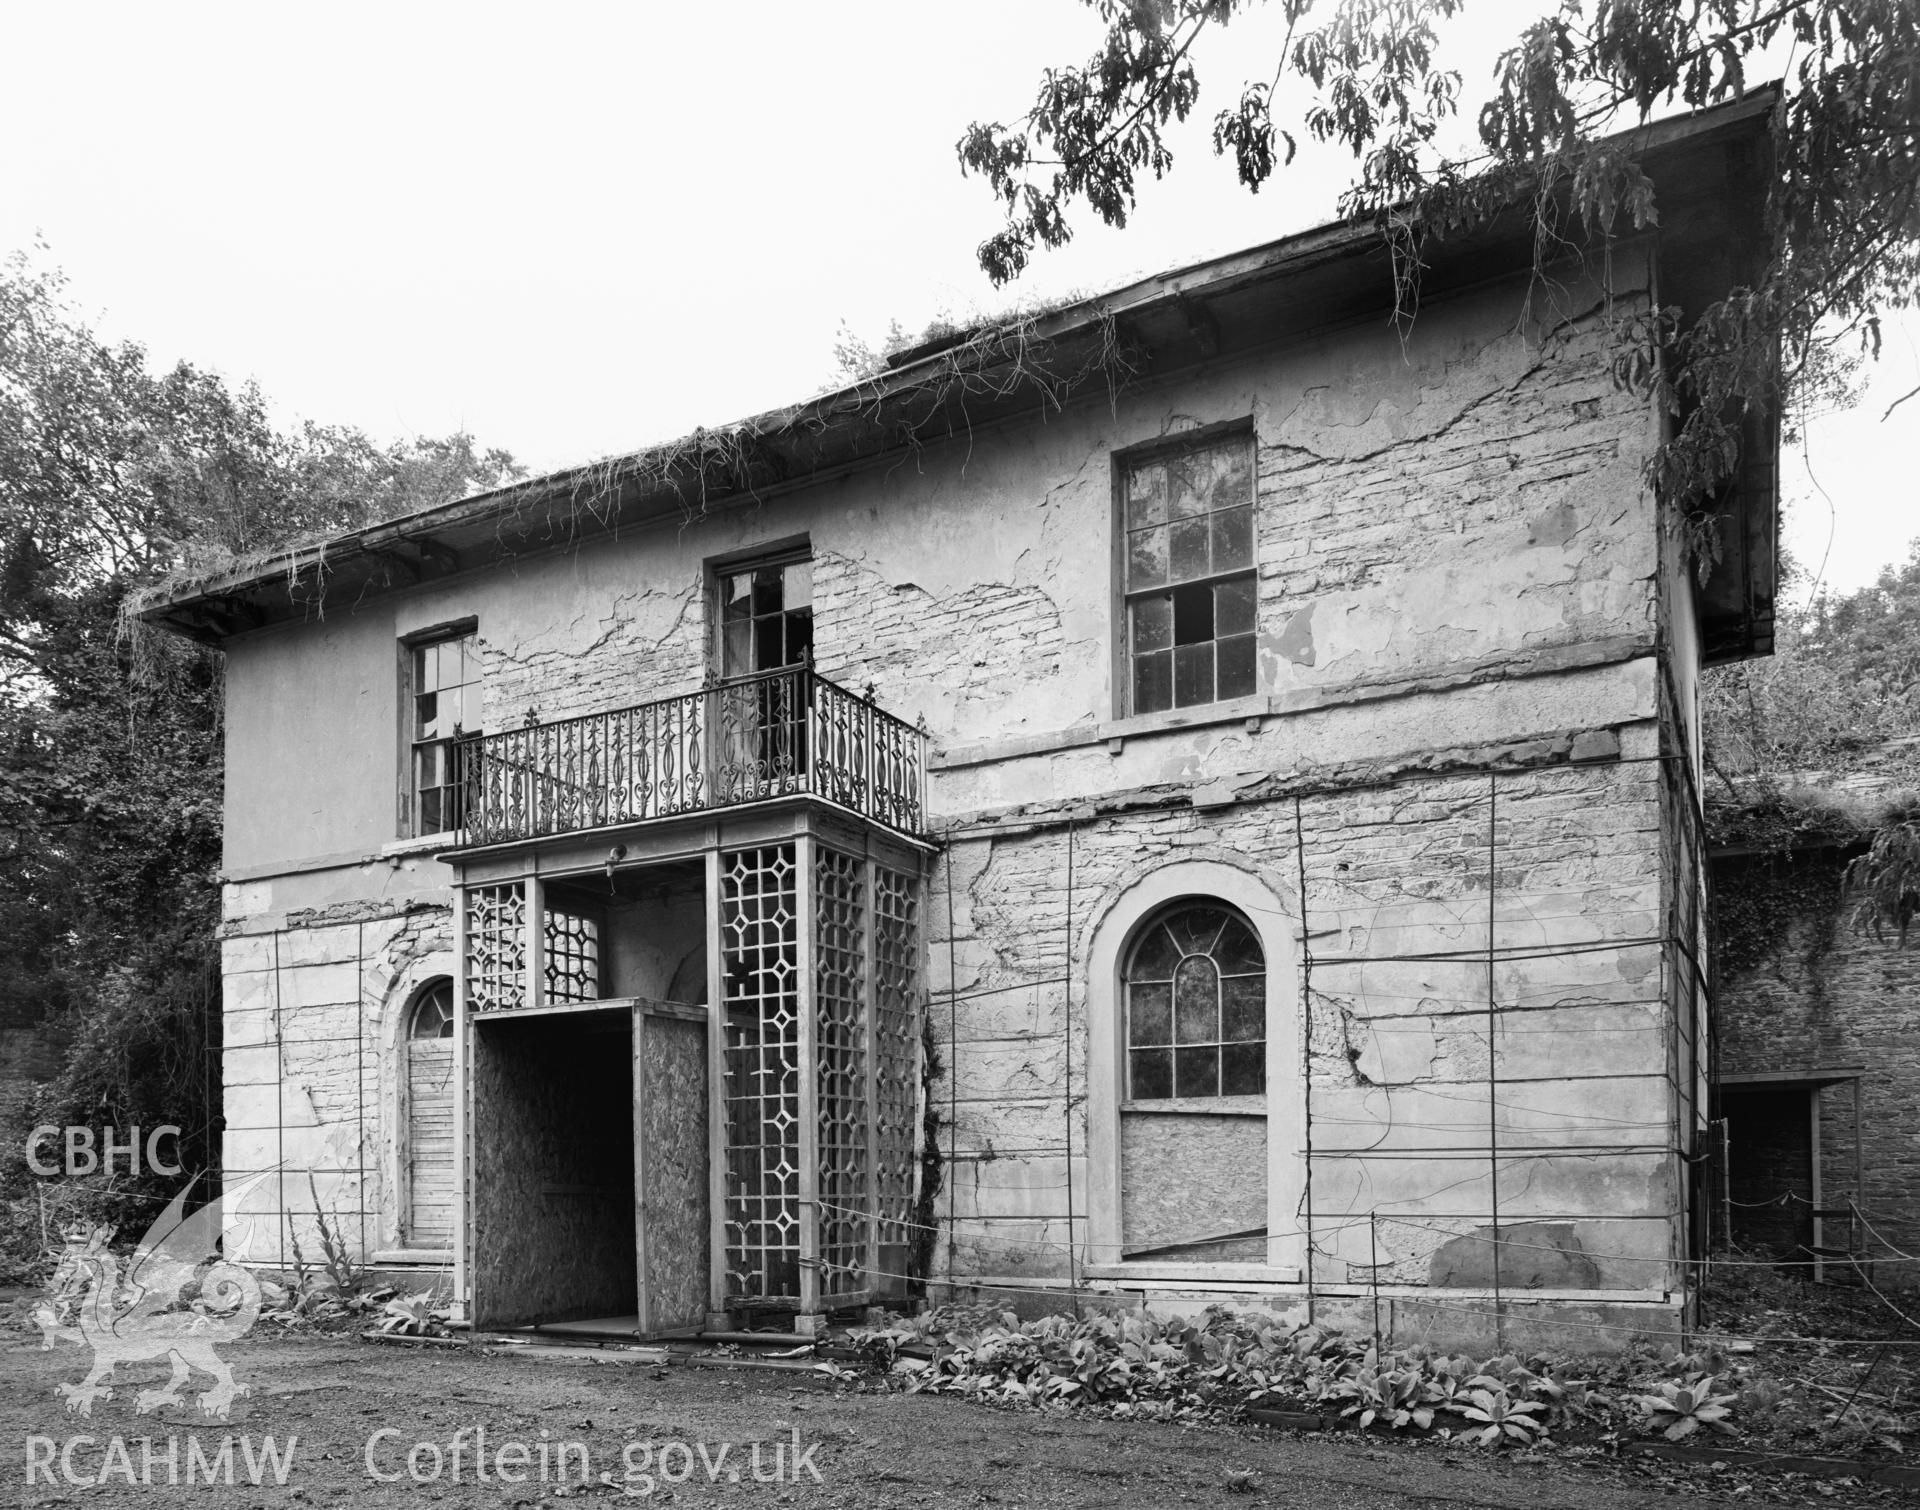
408,978,455,1039
1124,903,1264,1100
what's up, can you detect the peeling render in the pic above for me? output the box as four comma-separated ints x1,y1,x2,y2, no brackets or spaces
200,242,1713,1346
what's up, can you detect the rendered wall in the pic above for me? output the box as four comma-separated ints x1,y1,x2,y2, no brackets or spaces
218,263,1655,877
212,254,1687,1324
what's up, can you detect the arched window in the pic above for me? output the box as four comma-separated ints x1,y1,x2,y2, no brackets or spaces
1125,902,1264,1100
403,977,455,1247
409,979,454,1039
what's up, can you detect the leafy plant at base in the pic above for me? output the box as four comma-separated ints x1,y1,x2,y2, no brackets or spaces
1331,1364,1435,1431
1457,1387,1548,1447
376,1291,446,1338
851,1307,1762,1452
1637,1375,1738,1441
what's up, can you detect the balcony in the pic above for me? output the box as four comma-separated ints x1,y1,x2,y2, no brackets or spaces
455,666,929,848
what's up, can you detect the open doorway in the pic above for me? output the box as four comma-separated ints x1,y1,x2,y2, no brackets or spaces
466,857,713,1336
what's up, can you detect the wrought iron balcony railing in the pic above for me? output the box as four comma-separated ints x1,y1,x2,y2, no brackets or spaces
454,666,928,846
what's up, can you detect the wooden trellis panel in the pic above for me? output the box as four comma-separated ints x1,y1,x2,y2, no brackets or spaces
543,904,601,1003
872,864,922,1264
466,883,527,1014
814,847,869,1299
720,844,803,1299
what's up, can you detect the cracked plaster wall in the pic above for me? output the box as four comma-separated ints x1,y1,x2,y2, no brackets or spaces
219,904,453,1264
210,258,1686,1295
220,263,1657,878
926,757,1678,1292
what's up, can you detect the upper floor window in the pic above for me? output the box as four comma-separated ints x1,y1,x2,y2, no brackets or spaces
1125,901,1265,1100
409,628,481,836
1122,432,1257,715
719,555,812,679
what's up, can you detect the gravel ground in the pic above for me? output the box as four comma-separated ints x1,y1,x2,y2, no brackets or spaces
9,1321,1869,1510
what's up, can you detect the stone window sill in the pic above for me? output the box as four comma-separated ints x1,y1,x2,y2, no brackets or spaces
382,832,456,859
1120,1096,1266,1116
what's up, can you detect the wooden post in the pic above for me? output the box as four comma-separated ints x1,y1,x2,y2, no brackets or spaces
861,852,881,1297
1810,1086,1824,1282
526,877,546,1011
795,833,821,1325
705,846,729,1327
452,883,471,1313
632,1001,647,1332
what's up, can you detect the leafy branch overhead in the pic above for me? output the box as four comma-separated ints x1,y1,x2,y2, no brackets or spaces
959,0,1920,512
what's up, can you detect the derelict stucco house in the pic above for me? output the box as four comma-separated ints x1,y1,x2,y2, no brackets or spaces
138,94,1779,1348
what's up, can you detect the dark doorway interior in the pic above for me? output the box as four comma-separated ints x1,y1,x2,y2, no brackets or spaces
1722,1083,1814,1260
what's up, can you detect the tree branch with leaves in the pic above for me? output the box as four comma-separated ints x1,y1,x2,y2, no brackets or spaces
959,0,1918,519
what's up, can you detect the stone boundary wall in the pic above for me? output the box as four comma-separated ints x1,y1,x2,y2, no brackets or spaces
1713,845,1920,1285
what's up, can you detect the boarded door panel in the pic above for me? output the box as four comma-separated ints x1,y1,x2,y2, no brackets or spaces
636,1009,710,1334
407,1040,456,1247
471,1010,637,1330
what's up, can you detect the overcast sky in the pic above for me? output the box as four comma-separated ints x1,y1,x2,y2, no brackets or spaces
2,2,1912,599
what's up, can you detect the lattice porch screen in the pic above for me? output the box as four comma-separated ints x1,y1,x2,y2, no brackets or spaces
466,882,528,1013
720,840,923,1310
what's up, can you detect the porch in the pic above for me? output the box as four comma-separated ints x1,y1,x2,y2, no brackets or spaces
451,807,931,1337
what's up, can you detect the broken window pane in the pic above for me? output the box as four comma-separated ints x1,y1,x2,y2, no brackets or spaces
408,628,481,837
1121,432,1257,715
721,556,815,677
1172,582,1214,644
